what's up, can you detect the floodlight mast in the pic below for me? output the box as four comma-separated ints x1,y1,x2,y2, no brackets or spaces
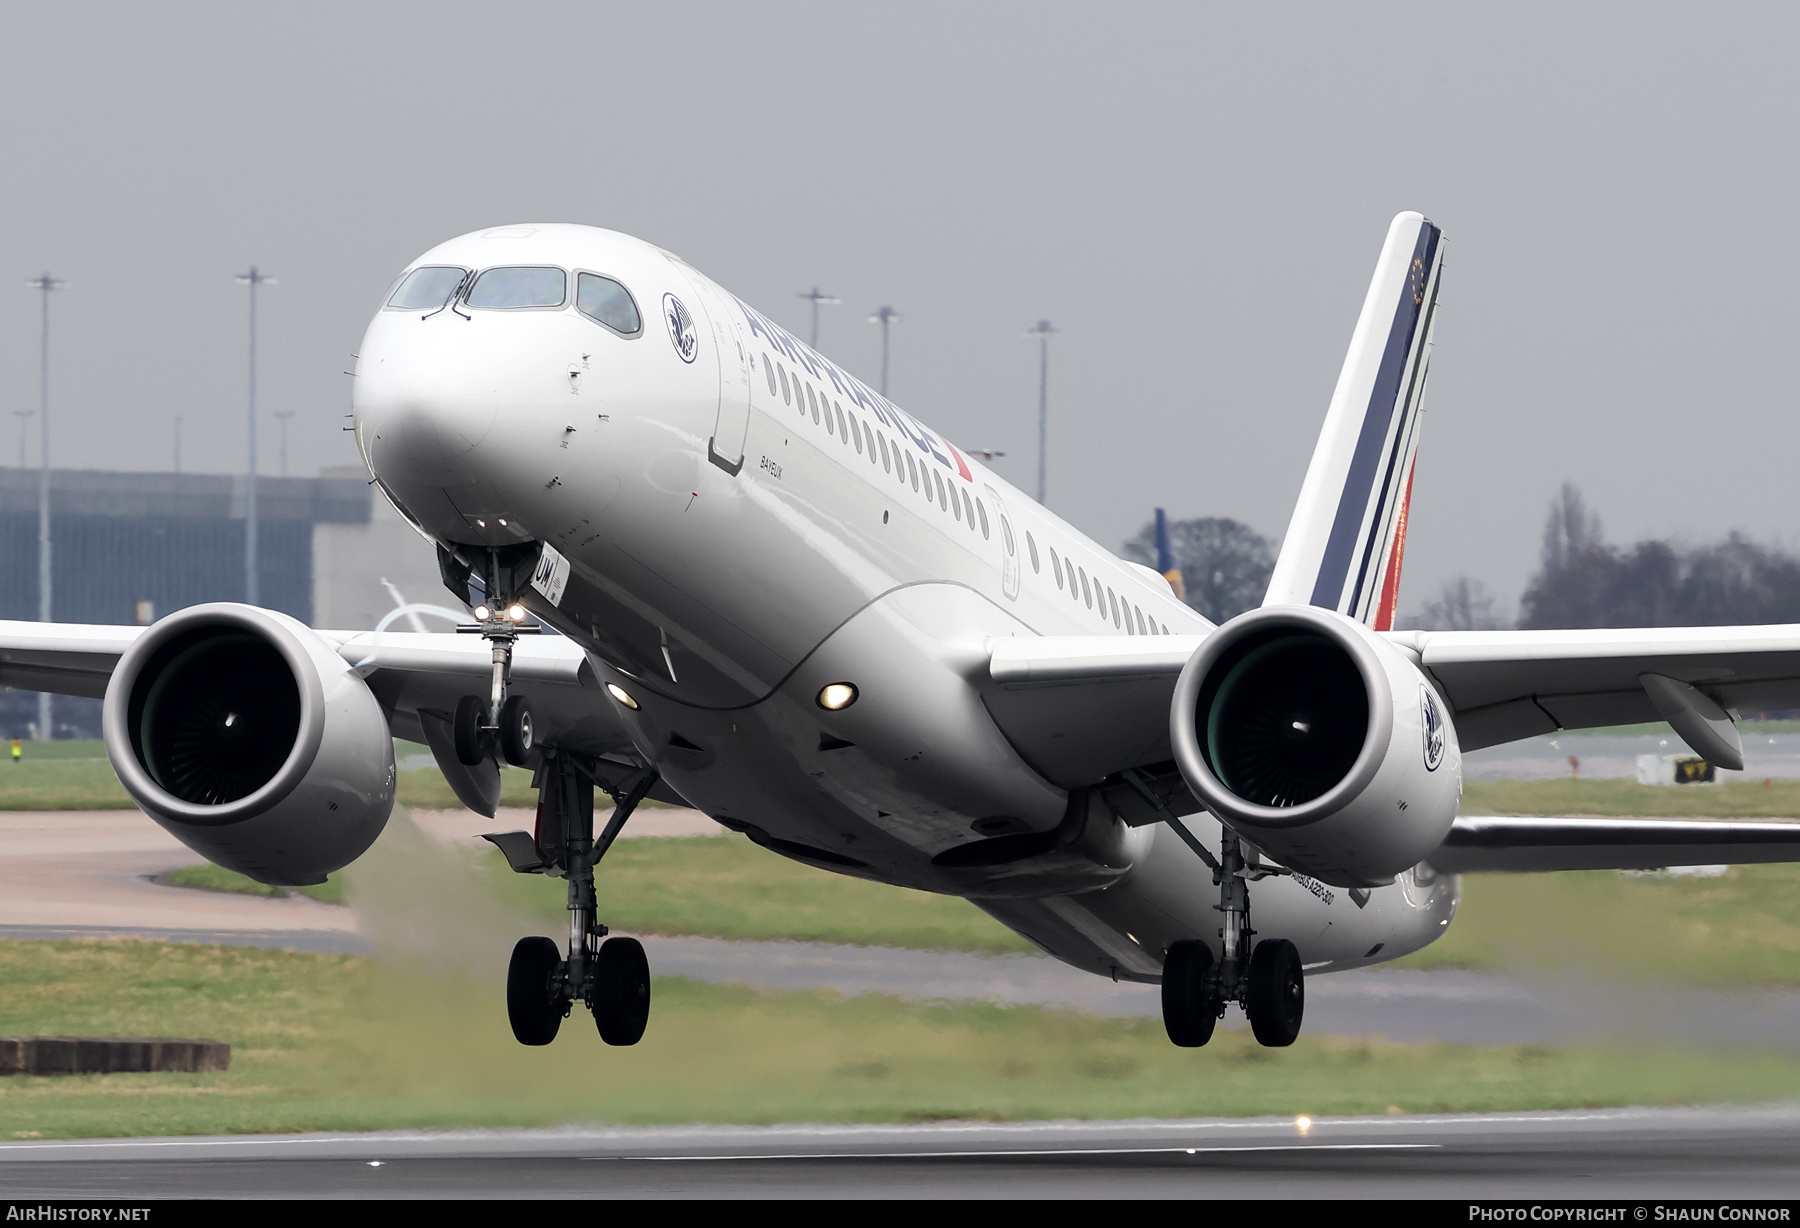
274,410,295,477
868,306,901,397
797,286,839,349
236,266,274,606
27,274,63,741
1026,320,1058,505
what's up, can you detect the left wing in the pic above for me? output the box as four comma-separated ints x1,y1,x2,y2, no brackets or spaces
1386,625,1800,754
981,624,1800,787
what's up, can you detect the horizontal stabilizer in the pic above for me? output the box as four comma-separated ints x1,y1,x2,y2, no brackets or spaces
1429,815,1800,874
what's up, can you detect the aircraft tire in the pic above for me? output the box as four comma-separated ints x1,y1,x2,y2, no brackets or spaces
1246,938,1304,1047
507,936,565,1046
454,694,487,766
592,936,651,1046
1160,940,1218,1047
498,695,533,766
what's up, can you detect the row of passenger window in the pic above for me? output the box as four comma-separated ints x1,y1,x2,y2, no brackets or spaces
766,354,996,541
1024,526,1172,636
764,349,1172,638
387,265,642,337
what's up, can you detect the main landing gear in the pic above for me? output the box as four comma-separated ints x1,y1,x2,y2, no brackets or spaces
1160,825,1305,1048
503,754,662,1046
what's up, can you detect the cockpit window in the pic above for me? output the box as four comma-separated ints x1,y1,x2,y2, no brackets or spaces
466,266,567,309
577,273,642,335
387,266,468,310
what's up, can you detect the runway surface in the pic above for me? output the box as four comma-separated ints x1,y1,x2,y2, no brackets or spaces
3,1107,1800,1198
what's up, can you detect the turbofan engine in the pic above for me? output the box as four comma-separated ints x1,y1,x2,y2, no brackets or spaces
1170,605,1460,888
102,604,396,886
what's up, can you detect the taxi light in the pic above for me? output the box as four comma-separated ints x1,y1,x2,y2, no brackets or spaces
507,603,527,622
606,683,640,710
817,683,858,711
474,605,491,621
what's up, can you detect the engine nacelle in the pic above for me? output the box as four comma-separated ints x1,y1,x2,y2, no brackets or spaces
1170,605,1460,888
102,604,396,886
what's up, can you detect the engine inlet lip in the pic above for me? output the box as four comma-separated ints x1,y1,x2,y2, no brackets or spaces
1170,605,1395,830
103,603,328,827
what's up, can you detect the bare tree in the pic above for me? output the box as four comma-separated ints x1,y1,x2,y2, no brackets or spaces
1519,484,1800,629
1410,576,1507,630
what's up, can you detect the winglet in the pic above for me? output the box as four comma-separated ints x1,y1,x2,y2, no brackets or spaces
1264,212,1444,628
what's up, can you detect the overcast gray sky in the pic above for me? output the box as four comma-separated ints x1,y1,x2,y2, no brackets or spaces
1,2,1794,619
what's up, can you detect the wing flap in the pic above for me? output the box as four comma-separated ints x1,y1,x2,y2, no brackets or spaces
1429,815,1800,874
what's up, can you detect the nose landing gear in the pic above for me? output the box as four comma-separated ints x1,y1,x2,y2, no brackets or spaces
1160,825,1304,1048
454,596,535,768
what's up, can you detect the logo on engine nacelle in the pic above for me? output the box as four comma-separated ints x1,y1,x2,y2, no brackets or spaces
664,294,698,364
1420,684,1446,772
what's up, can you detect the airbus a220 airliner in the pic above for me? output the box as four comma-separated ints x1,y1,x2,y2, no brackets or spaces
11,213,1800,1048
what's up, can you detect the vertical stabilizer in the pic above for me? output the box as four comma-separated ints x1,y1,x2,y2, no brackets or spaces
1263,212,1443,629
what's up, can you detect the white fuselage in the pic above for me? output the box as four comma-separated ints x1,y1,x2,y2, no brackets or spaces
353,223,1458,983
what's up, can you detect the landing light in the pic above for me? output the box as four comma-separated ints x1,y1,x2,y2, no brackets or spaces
606,683,640,710
817,683,858,711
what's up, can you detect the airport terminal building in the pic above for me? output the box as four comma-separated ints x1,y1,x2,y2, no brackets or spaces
0,466,448,737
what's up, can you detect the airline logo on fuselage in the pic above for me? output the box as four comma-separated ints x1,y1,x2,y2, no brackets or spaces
664,294,698,364
729,294,973,485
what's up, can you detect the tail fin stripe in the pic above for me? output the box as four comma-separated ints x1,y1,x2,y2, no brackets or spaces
1347,321,1435,620
1307,223,1443,611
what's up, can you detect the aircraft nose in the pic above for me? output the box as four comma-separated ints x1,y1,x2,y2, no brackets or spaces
356,324,501,490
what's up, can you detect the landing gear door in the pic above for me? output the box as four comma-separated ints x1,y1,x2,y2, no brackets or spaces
985,484,1021,601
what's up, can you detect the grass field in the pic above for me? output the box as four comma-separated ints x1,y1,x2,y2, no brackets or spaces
160,818,1034,953
0,741,540,810
163,864,343,906
446,828,1038,954
6,938,1800,1139
152,789,1800,979
1395,863,1800,983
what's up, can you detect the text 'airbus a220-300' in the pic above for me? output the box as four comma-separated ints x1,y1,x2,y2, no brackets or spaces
12,214,1800,1049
